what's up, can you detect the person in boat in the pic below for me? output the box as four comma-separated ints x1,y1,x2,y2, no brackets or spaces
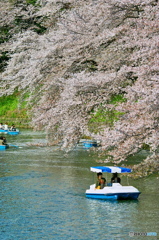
1,136,9,147
111,172,121,184
95,172,106,189
2,136,7,145
0,136,5,145
0,123,4,129
10,125,16,131
3,123,8,130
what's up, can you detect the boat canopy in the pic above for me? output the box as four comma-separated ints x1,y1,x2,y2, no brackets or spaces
90,166,132,173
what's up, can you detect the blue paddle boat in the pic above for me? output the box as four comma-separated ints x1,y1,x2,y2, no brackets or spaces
0,129,7,134
83,140,98,148
0,145,9,150
7,130,20,135
77,139,101,148
0,129,20,135
85,166,141,200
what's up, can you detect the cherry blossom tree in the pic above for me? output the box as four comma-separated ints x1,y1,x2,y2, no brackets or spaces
0,0,158,172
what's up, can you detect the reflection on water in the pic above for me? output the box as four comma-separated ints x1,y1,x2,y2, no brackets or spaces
0,129,158,239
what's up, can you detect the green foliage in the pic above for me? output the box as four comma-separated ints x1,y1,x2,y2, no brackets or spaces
0,91,29,119
0,26,12,44
0,51,10,72
14,16,23,26
141,143,150,151
89,108,124,124
14,16,47,34
20,92,30,109
88,107,125,133
109,94,127,105
9,0,37,6
26,0,37,5
81,135,92,140
33,22,47,34
0,94,18,116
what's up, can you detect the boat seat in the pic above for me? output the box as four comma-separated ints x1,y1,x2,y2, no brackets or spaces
107,183,112,187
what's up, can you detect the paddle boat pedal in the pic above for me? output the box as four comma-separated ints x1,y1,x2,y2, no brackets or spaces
85,166,141,200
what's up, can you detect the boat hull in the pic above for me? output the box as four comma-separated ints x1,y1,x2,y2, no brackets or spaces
0,129,8,134
83,140,98,148
0,129,20,135
86,194,118,200
86,192,140,200
7,131,19,135
83,142,97,148
0,145,9,150
85,183,141,200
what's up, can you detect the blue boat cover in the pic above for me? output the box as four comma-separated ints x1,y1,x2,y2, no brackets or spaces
90,166,132,173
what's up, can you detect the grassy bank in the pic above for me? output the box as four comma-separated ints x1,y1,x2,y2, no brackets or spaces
88,94,126,133
0,90,31,128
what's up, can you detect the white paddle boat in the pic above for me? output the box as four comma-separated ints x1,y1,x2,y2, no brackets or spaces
85,166,141,200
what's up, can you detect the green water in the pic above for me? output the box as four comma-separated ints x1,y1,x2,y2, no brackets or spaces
0,129,158,239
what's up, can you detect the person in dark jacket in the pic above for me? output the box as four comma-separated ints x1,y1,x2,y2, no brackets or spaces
0,136,8,146
111,172,121,184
